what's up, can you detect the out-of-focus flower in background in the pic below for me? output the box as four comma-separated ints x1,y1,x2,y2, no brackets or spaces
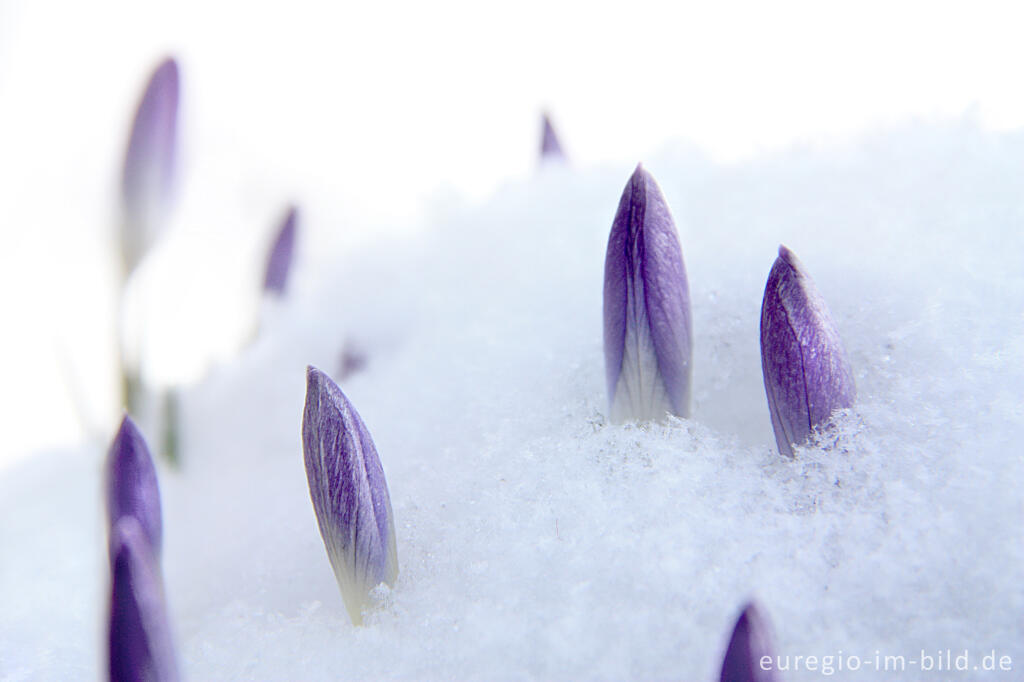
262,205,298,297
539,112,566,162
120,57,179,278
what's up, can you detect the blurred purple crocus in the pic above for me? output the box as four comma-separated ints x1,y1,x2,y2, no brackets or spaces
338,339,368,380
105,415,162,561
540,113,565,161
108,517,179,682
263,206,298,295
760,245,855,457
302,366,398,625
720,602,778,682
121,57,179,275
603,164,693,422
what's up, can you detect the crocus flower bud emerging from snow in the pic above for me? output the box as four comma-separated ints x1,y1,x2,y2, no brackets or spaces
121,57,179,275
540,113,565,161
760,245,855,457
302,366,398,625
106,415,162,561
263,206,298,295
603,164,693,422
720,602,778,682
108,517,179,682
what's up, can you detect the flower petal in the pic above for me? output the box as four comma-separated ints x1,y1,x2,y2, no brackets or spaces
760,245,856,456
603,164,692,421
121,57,180,275
302,366,398,625
108,517,178,682
105,415,162,561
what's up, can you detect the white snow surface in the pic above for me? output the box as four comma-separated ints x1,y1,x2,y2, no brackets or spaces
2,120,1023,681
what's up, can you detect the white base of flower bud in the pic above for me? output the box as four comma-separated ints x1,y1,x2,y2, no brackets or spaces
610,298,674,423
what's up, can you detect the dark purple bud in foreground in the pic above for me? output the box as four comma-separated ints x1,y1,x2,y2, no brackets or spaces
263,206,298,295
302,366,398,625
121,57,180,274
106,415,162,561
603,164,692,422
109,517,178,682
720,602,778,682
540,113,565,161
760,245,855,457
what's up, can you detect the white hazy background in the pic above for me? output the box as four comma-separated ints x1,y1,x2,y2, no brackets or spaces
2,0,1024,465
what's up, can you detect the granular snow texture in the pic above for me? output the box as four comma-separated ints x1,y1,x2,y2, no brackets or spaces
1,120,1022,681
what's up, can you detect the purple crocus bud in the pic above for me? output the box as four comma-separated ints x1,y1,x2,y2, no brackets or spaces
263,206,298,295
760,245,856,457
105,415,162,561
540,113,565,161
108,517,179,682
302,366,398,625
720,602,778,682
603,164,693,422
121,57,180,275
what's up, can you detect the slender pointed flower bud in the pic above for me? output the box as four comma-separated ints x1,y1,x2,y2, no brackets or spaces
302,366,398,625
719,602,778,682
121,57,180,275
603,164,693,422
263,205,298,295
760,245,856,457
105,415,162,561
540,113,566,161
108,517,179,682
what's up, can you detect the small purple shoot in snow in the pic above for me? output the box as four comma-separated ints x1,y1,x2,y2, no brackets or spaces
105,415,162,561
760,245,856,457
121,57,180,275
108,517,178,682
302,366,398,625
263,205,298,295
720,602,779,682
603,164,693,422
540,113,566,161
